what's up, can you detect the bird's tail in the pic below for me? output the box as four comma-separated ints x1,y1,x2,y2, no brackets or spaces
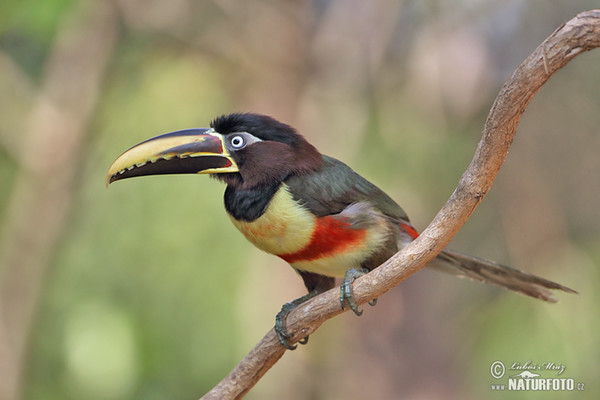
430,249,577,302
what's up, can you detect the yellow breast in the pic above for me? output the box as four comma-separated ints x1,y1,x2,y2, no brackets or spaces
229,184,315,255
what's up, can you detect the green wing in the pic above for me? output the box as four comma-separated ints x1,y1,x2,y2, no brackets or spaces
285,155,410,222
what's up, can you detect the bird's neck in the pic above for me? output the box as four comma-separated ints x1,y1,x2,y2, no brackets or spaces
224,183,281,222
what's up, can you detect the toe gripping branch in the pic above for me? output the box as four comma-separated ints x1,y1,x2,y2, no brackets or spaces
340,268,377,316
275,292,316,350
275,268,378,350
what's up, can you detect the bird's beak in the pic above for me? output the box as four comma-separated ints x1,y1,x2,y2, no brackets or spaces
105,128,238,187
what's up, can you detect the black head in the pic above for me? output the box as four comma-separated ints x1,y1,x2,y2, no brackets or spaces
209,113,323,188
212,113,303,146
106,113,323,189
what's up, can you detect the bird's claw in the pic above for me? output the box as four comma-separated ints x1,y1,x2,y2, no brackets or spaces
275,268,377,349
340,268,377,316
275,305,298,350
298,336,309,345
275,294,314,350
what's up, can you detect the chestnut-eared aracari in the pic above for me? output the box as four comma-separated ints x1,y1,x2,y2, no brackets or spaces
106,113,575,349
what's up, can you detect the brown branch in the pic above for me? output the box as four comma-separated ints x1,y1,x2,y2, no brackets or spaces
200,10,600,400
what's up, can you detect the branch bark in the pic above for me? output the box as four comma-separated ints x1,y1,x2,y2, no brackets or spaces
201,10,600,400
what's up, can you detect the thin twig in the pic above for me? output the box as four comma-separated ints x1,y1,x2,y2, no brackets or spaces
201,9,600,400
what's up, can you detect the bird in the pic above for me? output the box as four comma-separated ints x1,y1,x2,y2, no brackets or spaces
106,112,576,349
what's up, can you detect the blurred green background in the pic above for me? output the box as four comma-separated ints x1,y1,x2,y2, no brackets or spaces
1,1,599,399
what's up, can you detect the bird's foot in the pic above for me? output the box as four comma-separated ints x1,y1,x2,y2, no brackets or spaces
340,268,377,316
275,292,316,350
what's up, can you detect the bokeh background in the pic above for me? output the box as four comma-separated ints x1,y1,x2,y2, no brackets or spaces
1,1,599,399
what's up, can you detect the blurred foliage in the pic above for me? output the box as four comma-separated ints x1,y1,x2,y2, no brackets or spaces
1,0,599,399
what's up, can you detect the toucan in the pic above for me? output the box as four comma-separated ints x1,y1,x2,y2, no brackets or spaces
106,112,575,349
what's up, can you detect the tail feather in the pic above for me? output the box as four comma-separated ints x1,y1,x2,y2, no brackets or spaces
430,249,577,302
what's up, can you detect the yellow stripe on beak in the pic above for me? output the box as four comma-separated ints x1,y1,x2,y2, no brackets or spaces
106,128,238,186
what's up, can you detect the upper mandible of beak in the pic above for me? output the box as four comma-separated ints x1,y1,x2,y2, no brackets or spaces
105,128,238,187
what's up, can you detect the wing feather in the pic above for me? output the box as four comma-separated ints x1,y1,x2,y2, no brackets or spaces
285,155,409,223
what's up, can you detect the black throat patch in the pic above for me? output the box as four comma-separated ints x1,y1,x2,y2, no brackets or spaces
224,183,281,222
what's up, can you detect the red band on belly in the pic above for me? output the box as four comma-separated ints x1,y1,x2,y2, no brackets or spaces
278,216,366,264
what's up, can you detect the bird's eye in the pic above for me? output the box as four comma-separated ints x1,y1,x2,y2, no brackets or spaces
230,135,245,149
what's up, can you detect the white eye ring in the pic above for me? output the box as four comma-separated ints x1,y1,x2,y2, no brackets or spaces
230,135,245,148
